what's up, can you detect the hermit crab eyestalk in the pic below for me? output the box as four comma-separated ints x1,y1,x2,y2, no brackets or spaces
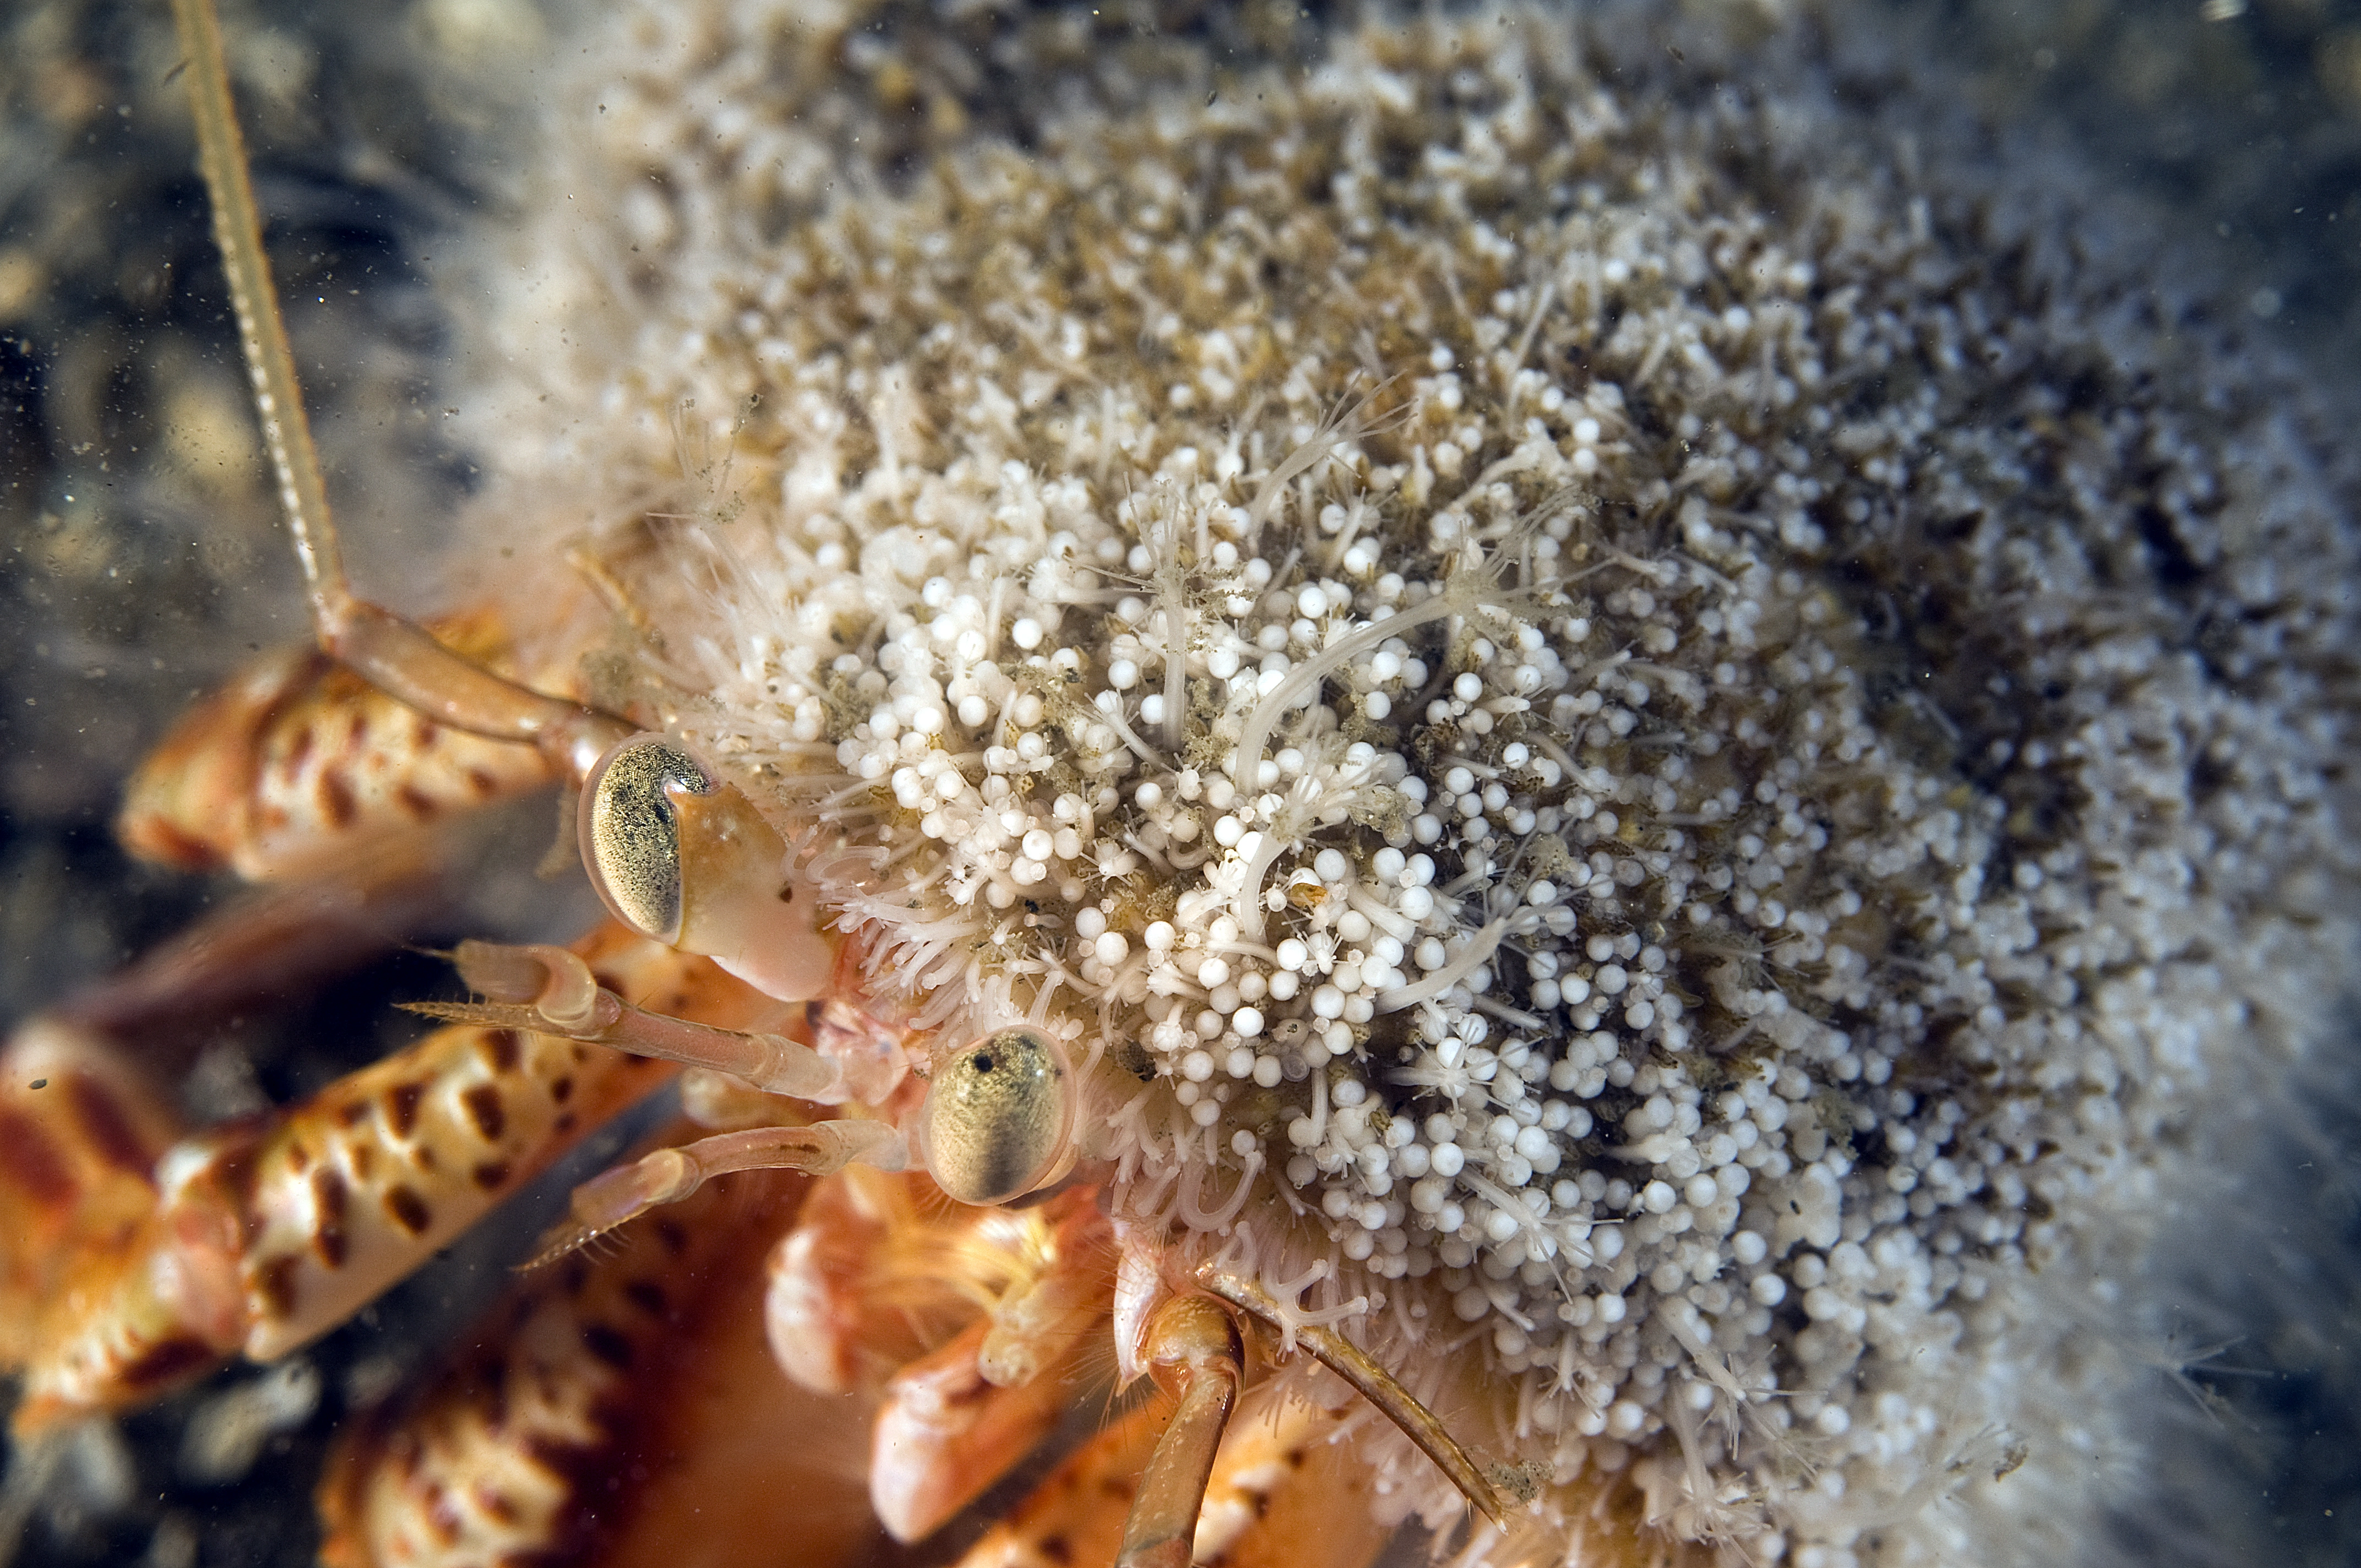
578,733,832,1002
918,1027,1076,1206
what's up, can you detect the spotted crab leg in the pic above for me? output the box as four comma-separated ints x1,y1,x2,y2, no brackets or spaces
118,609,567,884
2,924,745,1434
319,1155,883,1568
400,938,914,1259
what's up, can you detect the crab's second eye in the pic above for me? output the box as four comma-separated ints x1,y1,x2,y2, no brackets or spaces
921,1028,1074,1206
581,736,709,944
578,733,833,1004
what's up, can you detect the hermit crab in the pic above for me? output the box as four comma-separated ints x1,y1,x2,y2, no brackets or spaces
11,0,2359,1565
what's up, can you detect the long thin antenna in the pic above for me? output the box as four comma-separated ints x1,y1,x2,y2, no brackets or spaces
168,0,347,630
166,0,630,780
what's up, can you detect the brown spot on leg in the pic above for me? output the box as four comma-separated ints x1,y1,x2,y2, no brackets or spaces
395,783,439,823
580,1322,634,1370
383,1081,426,1139
0,1107,78,1206
1038,1534,1074,1565
116,1335,221,1395
384,1185,433,1236
254,1255,300,1321
471,1161,510,1191
550,1075,574,1104
335,1100,369,1128
464,766,499,799
476,1029,522,1074
311,1168,350,1268
318,770,358,830
623,1281,667,1317
459,1084,506,1142
68,1075,154,1175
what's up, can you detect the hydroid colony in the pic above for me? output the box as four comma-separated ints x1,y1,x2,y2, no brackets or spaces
217,0,2361,1562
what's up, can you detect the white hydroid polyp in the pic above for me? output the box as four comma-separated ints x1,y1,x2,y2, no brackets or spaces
450,2,2358,1564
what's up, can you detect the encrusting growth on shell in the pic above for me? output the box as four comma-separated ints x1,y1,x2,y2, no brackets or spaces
440,2,2359,1562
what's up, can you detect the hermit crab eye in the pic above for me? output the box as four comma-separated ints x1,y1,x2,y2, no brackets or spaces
920,1027,1075,1206
581,736,705,944
578,733,833,1003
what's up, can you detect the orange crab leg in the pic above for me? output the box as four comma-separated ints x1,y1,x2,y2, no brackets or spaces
870,1313,1083,1544
951,1397,1169,1568
1116,1294,1245,1568
1182,1389,1395,1568
320,1158,882,1568
0,1022,187,1384
760,1166,962,1397
867,1189,1117,1542
953,1385,1398,1568
1198,1264,1505,1529
118,611,565,883
4,924,762,1434
530,1120,906,1264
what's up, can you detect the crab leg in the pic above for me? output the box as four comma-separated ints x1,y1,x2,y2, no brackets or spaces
422,940,850,1098
1182,1388,1395,1568
118,612,566,883
955,1384,1401,1568
0,1024,186,1390
4,924,749,1434
760,1167,945,1396
1116,1295,1246,1568
320,1156,882,1568
866,1190,1116,1542
951,1398,1168,1568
